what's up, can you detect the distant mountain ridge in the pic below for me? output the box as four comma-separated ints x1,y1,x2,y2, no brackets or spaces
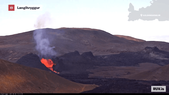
0,28,169,63
115,35,145,42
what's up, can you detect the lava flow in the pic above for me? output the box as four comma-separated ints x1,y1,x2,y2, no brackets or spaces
41,58,59,74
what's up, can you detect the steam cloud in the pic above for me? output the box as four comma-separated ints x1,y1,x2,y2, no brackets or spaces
33,12,56,58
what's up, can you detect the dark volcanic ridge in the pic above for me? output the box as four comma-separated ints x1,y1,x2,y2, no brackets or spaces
16,46,169,80
16,46,169,74
115,35,145,42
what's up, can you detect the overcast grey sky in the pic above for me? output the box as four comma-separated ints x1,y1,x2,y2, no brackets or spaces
1,0,169,42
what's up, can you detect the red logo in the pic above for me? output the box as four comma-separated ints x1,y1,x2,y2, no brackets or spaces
8,5,15,11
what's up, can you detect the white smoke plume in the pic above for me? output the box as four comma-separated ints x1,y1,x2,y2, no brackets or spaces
33,12,56,58
34,12,52,28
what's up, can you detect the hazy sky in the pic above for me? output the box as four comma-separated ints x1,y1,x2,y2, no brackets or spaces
1,0,169,42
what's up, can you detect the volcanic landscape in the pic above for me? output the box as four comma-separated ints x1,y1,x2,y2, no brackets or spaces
1,28,169,93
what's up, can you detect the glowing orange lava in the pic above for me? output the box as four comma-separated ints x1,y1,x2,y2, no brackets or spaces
41,58,59,74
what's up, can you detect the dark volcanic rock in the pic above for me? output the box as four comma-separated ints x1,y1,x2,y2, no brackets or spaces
82,78,169,93
16,46,169,76
53,51,96,74
52,47,169,76
16,53,50,71
142,47,169,65
98,46,169,66
101,52,146,66
144,46,160,53
15,47,169,93
143,46,169,58
81,51,94,59
62,50,80,57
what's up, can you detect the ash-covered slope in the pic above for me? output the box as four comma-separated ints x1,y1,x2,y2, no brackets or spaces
0,59,97,93
1,28,169,63
129,63,169,81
